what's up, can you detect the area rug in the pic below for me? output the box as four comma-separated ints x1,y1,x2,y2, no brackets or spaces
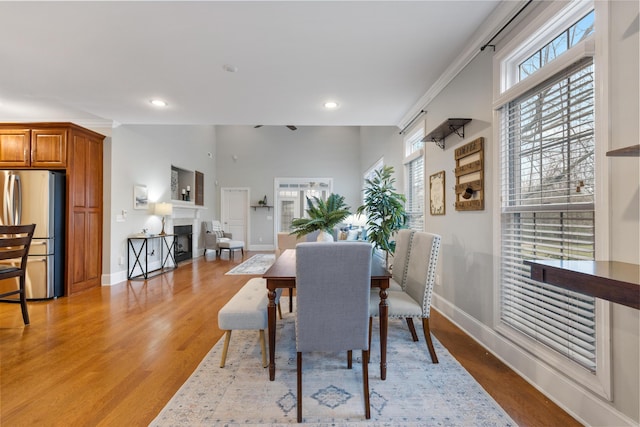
226,254,276,275
150,302,516,426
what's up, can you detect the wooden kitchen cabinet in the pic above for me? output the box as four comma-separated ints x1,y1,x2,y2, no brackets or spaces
0,122,104,295
67,129,104,294
0,126,67,168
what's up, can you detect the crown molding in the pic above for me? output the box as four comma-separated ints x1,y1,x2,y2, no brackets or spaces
397,0,529,130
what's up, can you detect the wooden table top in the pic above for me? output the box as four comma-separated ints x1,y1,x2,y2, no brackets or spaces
263,249,391,281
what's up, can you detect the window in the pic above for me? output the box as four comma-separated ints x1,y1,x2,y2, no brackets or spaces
404,127,425,231
274,178,332,233
500,57,596,371
495,0,609,398
519,11,594,80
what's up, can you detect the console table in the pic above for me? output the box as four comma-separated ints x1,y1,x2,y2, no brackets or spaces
127,234,177,280
525,260,639,310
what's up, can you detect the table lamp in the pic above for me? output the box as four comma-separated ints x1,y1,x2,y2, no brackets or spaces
154,202,173,236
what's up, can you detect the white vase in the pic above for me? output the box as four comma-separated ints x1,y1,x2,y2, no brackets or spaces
316,231,334,242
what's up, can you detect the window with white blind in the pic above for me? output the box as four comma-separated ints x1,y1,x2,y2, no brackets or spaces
495,0,609,398
404,128,425,231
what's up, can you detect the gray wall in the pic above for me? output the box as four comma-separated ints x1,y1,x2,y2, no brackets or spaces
215,125,365,248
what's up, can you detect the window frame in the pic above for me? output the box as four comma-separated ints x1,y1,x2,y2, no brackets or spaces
492,0,611,400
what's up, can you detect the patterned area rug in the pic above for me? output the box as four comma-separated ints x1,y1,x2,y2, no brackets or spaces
151,302,516,426
226,254,276,275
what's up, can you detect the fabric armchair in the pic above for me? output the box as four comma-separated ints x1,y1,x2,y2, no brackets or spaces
203,220,232,256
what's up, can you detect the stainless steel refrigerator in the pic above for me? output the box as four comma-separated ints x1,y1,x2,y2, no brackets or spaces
1,170,65,299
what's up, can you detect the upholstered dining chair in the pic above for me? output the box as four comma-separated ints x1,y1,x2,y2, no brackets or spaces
370,231,442,363
295,242,372,422
388,229,415,291
0,224,36,325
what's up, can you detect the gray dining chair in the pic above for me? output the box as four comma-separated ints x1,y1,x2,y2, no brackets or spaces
370,231,442,363
295,242,372,422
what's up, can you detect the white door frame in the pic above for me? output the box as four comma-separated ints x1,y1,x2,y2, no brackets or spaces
220,187,250,246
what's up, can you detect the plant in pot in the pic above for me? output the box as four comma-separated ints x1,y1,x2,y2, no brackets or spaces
290,193,351,242
356,165,408,268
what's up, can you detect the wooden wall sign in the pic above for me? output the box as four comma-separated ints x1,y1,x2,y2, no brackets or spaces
454,137,484,211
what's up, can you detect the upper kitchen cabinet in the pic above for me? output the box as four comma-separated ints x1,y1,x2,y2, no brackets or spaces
0,125,68,168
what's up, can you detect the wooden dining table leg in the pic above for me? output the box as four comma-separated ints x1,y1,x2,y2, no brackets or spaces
379,287,388,380
267,287,277,381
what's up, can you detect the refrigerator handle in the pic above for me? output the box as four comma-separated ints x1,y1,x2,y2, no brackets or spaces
2,174,9,225
13,174,22,225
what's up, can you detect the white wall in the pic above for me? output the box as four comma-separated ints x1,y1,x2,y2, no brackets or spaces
103,125,217,285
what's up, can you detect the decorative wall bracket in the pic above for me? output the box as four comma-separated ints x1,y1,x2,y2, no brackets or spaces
422,118,472,150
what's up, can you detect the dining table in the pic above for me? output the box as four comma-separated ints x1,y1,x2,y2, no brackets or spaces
263,248,391,381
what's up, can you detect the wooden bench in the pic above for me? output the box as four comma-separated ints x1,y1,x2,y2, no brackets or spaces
218,278,281,368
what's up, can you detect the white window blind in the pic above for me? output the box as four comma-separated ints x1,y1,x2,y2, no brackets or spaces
404,130,425,231
499,56,596,371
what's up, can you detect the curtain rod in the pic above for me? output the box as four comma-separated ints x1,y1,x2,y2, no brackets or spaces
399,109,426,135
480,0,533,52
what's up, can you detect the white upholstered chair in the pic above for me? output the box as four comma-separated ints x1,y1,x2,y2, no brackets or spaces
203,220,245,259
370,231,442,363
295,242,372,422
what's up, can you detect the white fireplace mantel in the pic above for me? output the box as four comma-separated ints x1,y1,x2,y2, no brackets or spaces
169,202,207,258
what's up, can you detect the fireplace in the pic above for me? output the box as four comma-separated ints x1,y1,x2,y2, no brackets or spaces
174,225,193,263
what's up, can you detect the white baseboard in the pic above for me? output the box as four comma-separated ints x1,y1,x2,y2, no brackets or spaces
431,293,636,427
102,271,127,286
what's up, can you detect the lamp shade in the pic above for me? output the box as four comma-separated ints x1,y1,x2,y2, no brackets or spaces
154,202,173,216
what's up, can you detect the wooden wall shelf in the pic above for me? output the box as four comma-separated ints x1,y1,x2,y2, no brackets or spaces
606,144,640,157
252,205,273,211
422,118,471,149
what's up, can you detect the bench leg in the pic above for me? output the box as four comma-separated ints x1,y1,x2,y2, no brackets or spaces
259,329,267,368
220,330,232,368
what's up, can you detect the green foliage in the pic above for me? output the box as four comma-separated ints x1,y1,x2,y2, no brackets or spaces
290,193,351,238
356,165,407,256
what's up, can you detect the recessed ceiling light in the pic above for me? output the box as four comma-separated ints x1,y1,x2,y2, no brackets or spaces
223,64,239,73
150,99,168,107
324,101,339,109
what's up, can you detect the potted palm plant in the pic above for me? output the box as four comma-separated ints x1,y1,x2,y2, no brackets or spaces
356,165,407,268
290,193,351,241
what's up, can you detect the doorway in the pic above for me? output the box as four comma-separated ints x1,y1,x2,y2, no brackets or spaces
220,188,249,244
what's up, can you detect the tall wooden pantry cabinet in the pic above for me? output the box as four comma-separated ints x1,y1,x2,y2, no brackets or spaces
0,123,105,295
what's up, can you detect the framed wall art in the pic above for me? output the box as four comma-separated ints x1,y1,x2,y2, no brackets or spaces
133,184,148,210
429,170,445,215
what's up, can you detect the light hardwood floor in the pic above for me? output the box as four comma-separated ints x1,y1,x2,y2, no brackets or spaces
0,252,581,426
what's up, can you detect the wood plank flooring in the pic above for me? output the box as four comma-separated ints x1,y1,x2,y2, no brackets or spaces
0,252,581,426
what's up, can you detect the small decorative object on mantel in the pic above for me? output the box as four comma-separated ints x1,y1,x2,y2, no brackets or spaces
454,137,484,211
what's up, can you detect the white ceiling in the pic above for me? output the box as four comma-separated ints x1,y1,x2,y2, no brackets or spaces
0,1,520,130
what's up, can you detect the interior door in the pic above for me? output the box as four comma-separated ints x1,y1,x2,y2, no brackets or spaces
221,188,248,243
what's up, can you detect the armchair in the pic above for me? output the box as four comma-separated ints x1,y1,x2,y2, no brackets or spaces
203,220,232,257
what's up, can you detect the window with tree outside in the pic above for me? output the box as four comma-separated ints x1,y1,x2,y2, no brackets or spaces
495,3,608,397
